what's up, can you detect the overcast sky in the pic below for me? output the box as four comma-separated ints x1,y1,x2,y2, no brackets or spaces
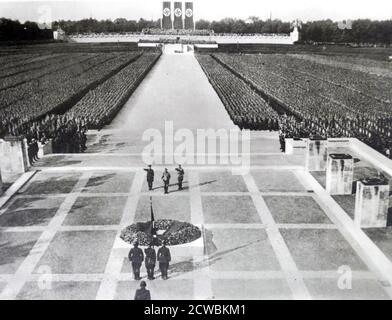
1,0,391,23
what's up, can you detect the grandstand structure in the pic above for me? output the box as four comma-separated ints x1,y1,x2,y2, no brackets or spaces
69,29,300,45
66,1,300,45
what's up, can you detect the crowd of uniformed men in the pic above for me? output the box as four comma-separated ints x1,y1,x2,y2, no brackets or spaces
1,114,88,156
278,114,392,158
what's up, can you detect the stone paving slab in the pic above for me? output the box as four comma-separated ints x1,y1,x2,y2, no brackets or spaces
332,195,356,220
202,195,260,224
280,229,368,271
364,229,392,263
304,278,389,300
206,228,280,271
263,196,331,224
251,170,306,192
135,195,191,222
199,171,248,192
82,172,134,194
0,197,65,227
63,196,127,226
16,281,101,300
115,279,194,300
34,230,116,274
211,279,292,300
19,172,82,195
0,232,42,274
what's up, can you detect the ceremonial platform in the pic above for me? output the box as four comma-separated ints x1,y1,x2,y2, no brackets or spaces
0,50,391,300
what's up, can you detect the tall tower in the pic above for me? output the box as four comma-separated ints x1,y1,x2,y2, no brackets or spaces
162,2,172,30
184,2,194,30
173,2,183,30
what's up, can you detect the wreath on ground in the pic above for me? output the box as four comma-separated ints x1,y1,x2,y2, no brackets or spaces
120,219,201,246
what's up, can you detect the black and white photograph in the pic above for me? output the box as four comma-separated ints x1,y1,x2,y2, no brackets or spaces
0,0,392,303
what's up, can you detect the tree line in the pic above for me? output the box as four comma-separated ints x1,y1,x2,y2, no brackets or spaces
1,17,392,45
0,18,53,41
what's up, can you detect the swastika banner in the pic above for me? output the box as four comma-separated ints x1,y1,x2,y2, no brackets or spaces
184,2,194,30
173,2,183,30
162,1,172,30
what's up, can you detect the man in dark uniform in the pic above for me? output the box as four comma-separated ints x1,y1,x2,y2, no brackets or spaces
157,240,171,280
161,168,171,194
144,165,154,191
144,243,156,280
32,139,39,162
134,281,151,300
128,241,144,280
27,140,34,165
175,164,185,190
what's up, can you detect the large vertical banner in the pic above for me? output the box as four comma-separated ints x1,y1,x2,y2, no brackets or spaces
162,2,172,30
184,2,194,30
173,2,183,30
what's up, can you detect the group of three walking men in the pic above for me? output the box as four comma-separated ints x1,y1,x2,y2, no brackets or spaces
128,240,171,280
144,164,184,194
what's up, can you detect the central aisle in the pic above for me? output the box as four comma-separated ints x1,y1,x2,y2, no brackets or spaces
107,53,236,132
88,51,281,154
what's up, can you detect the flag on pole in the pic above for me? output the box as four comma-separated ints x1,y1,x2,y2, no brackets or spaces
150,196,156,236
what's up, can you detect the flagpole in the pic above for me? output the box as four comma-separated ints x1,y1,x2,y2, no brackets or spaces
150,196,157,246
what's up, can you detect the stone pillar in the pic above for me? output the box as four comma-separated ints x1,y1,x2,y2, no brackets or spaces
355,178,390,228
0,136,30,176
285,138,306,155
326,154,354,195
305,137,328,171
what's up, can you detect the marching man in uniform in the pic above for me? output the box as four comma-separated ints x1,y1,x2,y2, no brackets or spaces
144,242,156,280
157,240,171,280
161,168,171,194
144,165,155,191
134,281,151,300
175,164,185,190
128,241,144,280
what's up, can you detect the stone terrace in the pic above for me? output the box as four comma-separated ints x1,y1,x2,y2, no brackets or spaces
0,161,391,300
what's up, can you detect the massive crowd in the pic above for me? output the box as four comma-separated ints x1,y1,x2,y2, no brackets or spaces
196,54,279,130
67,52,161,129
0,50,155,153
2,114,88,154
0,52,140,124
197,53,392,158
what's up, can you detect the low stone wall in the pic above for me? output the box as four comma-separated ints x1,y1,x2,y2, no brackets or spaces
0,137,30,177
350,138,392,177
